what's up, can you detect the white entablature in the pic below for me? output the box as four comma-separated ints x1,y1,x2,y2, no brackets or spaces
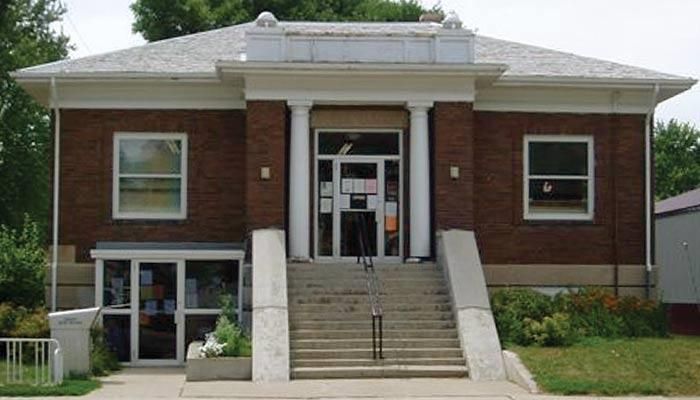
245,11,475,64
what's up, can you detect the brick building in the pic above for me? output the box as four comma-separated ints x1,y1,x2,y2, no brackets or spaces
12,11,695,377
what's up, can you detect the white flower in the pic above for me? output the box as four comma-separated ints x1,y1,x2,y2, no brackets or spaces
200,333,224,358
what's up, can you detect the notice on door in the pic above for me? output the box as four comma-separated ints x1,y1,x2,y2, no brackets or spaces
320,181,333,197
320,198,333,214
341,179,353,194
365,179,377,194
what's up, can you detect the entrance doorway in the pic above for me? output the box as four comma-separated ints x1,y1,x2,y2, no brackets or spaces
315,130,402,262
92,246,245,366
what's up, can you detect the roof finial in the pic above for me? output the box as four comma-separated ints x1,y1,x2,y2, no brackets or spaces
256,11,278,28
442,11,462,29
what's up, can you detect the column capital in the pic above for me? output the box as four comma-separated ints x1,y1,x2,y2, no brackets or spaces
287,99,313,110
406,101,434,112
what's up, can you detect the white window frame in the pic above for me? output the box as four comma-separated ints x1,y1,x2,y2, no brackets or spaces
523,135,594,221
113,132,188,220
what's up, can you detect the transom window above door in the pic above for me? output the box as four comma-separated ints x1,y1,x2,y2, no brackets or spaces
318,131,399,155
523,135,594,220
113,133,188,219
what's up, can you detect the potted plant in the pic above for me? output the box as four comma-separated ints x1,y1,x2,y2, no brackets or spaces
186,295,252,381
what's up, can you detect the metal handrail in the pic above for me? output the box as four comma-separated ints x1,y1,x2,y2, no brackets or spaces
354,214,383,359
1,338,63,386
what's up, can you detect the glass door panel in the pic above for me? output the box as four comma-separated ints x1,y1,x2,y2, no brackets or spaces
317,160,334,256
138,262,177,360
338,162,379,257
384,160,401,257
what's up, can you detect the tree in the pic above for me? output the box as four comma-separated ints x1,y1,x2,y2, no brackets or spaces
1,0,70,232
132,0,440,42
654,119,700,200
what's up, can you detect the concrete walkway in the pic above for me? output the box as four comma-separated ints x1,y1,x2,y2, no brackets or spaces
8,368,699,400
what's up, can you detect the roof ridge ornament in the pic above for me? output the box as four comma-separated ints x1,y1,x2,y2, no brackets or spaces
256,11,278,28
442,11,462,29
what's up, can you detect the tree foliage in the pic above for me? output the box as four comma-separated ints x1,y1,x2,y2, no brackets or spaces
132,0,440,42
654,119,700,200
0,216,47,308
1,0,70,232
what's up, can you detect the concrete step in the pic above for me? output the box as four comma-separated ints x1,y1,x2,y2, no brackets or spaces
288,279,446,288
292,357,466,368
290,319,457,330
291,365,468,379
289,311,455,321
289,270,445,278
289,294,452,305
288,287,449,296
289,310,453,322
290,329,458,340
288,263,438,271
289,303,453,313
291,347,464,360
290,338,461,350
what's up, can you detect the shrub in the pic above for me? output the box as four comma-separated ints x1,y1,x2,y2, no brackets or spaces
200,294,251,358
491,288,554,345
11,307,49,338
0,304,49,338
90,327,120,376
213,315,251,357
0,217,46,308
491,287,669,347
524,312,577,346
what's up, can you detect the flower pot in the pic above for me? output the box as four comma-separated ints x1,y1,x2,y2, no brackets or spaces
186,341,252,381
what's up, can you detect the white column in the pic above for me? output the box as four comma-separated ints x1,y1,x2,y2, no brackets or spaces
408,102,433,258
288,100,312,259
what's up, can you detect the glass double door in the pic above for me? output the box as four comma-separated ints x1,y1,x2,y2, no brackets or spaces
317,158,401,261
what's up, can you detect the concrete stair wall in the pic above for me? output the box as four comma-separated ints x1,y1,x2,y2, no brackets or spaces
287,262,468,379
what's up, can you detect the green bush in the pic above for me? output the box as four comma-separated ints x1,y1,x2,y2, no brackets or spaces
491,288,554,345
90,328,120,376
0,217,46,308
0,303,49,338
214,315,251,357
201,294,251,357
524,312,578,346
491,287,668,347
11,308,49,338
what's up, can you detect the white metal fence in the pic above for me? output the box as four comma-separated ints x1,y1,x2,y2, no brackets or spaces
1,338,63,386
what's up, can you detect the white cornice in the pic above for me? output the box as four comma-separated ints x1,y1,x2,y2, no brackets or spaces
217,60,508,78
15,78,245,110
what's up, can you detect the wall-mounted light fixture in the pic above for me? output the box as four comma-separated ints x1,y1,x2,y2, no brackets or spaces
450,166,459,180
260,167,271,180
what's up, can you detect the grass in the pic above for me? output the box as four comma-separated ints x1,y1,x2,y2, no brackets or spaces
512,336,700,396
0,358,101,397
0,379,100,397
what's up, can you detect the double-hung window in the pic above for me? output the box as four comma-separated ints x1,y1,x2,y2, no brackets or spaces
113,133,187,219
524,135,594,220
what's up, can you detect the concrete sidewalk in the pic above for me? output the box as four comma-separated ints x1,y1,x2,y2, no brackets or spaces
8,368,698,400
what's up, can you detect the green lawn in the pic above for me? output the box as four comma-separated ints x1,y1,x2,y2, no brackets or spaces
512,336,700,396
0,359,101,397
0,379,100,397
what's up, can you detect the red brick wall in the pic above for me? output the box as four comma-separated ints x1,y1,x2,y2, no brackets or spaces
433,102,475,230
472,111,646,265
59,109,247,262
245,101,287,230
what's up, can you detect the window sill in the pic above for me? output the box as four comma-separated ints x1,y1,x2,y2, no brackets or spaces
110,217,188,225
522,219,597,226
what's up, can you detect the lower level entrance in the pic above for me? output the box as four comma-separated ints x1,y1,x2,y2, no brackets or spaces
315,130,402,262
92,245,245,366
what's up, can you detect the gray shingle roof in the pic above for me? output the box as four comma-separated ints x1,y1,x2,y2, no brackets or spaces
656,187,700,216
13,21,692,82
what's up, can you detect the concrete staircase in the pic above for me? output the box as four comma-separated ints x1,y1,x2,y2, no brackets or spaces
287,262,468,379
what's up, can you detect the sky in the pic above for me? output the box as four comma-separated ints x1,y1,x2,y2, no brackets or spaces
57,0,699,126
